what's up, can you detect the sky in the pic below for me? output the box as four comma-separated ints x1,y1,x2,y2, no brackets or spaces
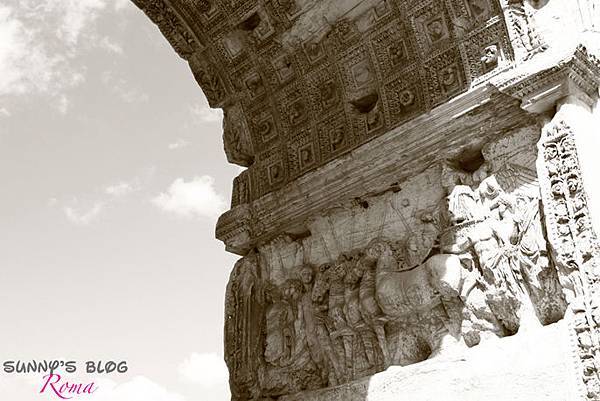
1,2,600,401
0,0,240,400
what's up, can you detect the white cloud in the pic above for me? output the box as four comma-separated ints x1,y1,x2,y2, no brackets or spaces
63,202,104,225
119,87,149,103
189,102,223,123
0,1,124,103
92,376,189,401
101,70,149,103
105,181,137,197
57,95,70,114
168,139,189,150
152,176,227,219
0,5,67,96
0,107,10,117
100,36,124,54
53,0,107,47
178,352,229,389
113,0,131,12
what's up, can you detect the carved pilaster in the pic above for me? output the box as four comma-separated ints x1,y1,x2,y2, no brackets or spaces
576,0,600,33
500,0,547,61
536,96,600,400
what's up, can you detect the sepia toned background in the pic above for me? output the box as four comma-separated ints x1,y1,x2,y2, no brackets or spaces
0,0,238,399
1,1,600,401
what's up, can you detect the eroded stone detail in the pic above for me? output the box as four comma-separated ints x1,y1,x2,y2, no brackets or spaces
224,129,571,399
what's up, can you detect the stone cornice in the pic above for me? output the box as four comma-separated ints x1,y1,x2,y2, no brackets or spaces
494,44,600,113
216,45,600,254
216,85,533,254
130,1,600,254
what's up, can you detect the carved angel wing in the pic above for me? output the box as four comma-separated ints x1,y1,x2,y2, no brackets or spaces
495,163,539,198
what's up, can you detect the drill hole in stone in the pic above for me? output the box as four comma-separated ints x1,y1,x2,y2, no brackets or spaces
453,147,485,173
350,92,379,114
355,198,369,209
239,12,261,31
527,0,550,9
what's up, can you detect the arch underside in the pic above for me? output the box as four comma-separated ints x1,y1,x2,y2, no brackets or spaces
132,0,520,204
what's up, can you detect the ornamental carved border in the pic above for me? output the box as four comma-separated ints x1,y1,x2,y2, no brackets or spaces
537,120,600,400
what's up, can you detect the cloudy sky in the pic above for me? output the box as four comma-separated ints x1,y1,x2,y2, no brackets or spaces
0,0,239,399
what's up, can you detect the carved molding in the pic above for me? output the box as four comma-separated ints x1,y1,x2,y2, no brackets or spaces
495,45,600,113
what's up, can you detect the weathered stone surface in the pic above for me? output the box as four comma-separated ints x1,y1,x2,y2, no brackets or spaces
222,125,576,399
131,0,600,400
279,319,578,401
134,0,520,201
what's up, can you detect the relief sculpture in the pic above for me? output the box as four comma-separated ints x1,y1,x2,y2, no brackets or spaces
224,130,571,399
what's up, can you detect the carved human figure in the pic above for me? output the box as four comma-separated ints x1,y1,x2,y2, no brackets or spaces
448,173,562,333
261,277,325,396
507,0,547,59
362,239,469,359
442,183,522,330
426,19,445,43
405,212,439,269
480,176,560,319
342,255,382,376
224,253,264,400
446,185,486,225
298,265,329,385
311,264,345,385
467,0,488,19
264,284,292,365
328,257,354,381
355,255,391,367
481,44,499,72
